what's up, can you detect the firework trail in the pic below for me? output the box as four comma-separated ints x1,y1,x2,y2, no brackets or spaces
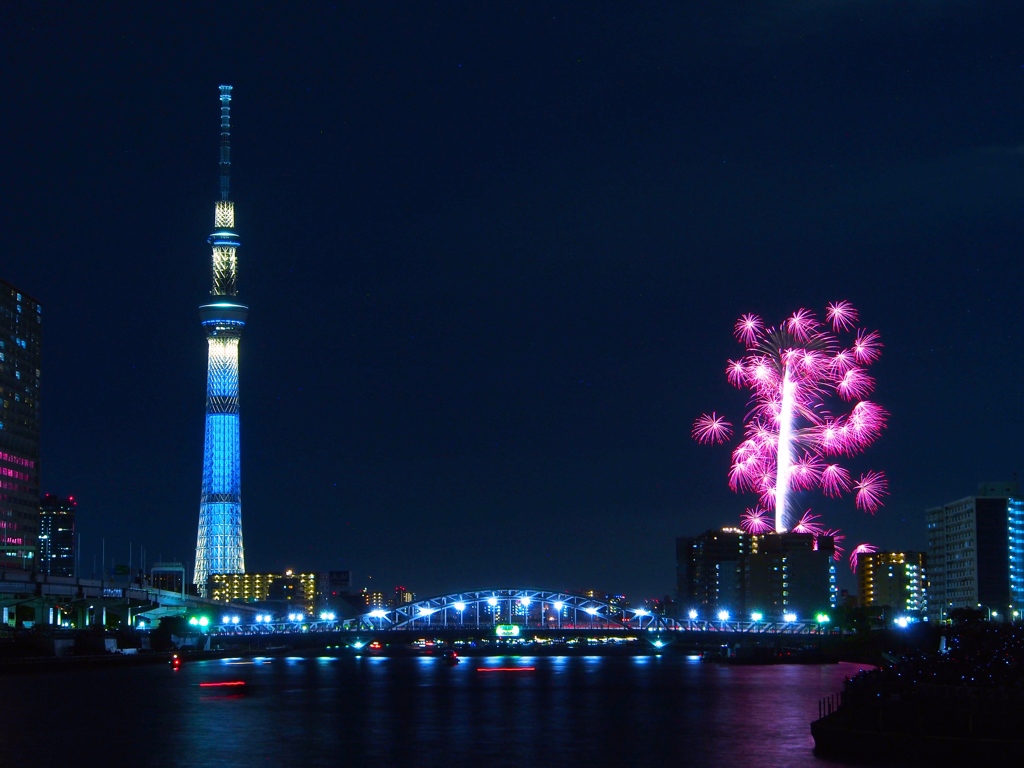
694,302,888,543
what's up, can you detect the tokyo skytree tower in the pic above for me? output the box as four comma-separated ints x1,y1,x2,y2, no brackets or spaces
194,85,247,594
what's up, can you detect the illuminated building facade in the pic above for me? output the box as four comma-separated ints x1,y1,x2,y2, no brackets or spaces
38,494,76,577
926,482,1024,622
393,586,415,608
194,85,248,594
0,278,41,571
208,570,317,617
857,551,926,617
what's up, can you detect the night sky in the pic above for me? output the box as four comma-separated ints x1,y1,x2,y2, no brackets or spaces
5,2,1024,600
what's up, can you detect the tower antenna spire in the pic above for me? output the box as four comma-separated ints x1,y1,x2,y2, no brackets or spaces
219,85,232,201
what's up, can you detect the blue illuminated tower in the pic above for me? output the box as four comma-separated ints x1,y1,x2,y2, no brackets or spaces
194,85,247,594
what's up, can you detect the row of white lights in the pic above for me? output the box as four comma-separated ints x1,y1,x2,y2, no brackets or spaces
213,611,339,625
369,598,652,620
686,609,813,623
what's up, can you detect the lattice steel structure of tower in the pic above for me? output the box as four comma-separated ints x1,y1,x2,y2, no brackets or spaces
194,85,247,594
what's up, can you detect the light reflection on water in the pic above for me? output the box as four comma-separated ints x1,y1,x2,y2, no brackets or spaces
0,656,873,767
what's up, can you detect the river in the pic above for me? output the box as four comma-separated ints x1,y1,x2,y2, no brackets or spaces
1,654,878,767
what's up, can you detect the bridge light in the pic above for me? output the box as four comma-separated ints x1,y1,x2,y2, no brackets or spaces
417,606,436,617
231,616,240,624
717,610,729,622
784,612,797,623
751,612,763,622
369,609,387,619
189,617,199,627
519,597,531,607
222,616,231,624
584,606,598,616
553,601,564,611
487,597,498,607
688,610,698,620
816,613,830,624
634,608,649,618
198,617,209,627
453,602,466,612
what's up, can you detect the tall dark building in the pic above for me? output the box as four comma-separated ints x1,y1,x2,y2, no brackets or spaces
745,533,836,619
678,528,836,620
677,528,754,616
38,494,76,577
0,278,41,572
926,482,1024,622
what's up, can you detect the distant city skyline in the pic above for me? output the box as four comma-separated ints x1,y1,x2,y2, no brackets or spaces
5,3,1024,597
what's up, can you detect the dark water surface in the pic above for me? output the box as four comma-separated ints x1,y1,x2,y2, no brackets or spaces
3,655,873,767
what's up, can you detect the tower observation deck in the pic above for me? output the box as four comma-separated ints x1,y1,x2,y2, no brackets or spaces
194,85,247,595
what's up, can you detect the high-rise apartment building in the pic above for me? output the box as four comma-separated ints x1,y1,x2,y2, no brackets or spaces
194,85,249,594
677,528,755,615
38,494,76,577
745,532,837,619
857,551,926,617
926,482,1024,622
677,528,836,619
0,278,41,571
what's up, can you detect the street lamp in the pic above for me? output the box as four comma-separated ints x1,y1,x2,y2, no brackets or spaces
717,610,729,629
520,596,531,628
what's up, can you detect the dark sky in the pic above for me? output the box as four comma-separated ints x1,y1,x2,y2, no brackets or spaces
4,1,1024,599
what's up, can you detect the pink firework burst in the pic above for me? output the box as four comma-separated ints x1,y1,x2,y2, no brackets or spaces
694,303,888,534
692,412,733,444
740,508,774,534
849,543,877,573
734,314,763,347
854,470,888,513
853,330,882,365
791,511,824,536
826,301,859,331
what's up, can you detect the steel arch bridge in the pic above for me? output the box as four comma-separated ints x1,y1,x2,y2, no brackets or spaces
354,588,675,631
